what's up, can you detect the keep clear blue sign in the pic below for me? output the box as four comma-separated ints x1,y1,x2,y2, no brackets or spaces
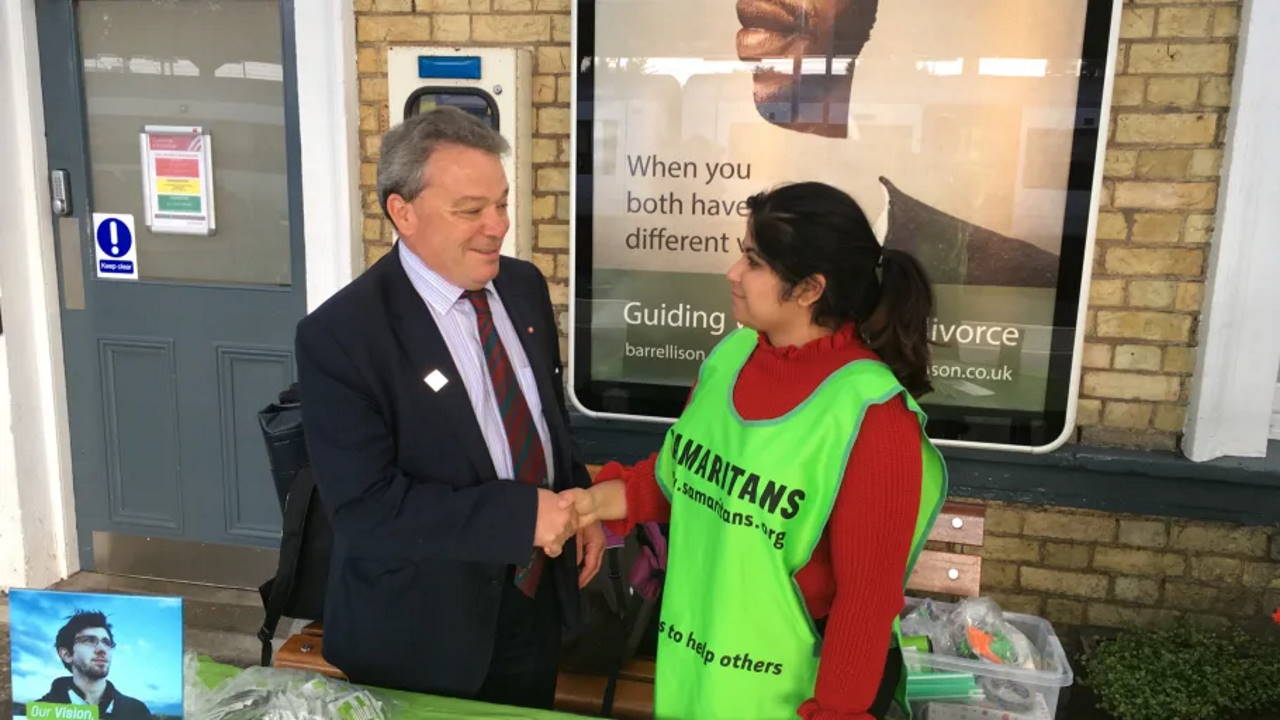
92,213,139,280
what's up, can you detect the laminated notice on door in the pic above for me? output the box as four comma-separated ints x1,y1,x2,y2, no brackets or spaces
140,125,216,235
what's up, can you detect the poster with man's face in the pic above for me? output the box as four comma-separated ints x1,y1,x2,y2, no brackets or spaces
573,0,1116,446
8,590,183,720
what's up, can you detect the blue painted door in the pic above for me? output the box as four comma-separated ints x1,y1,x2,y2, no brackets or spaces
37,0,305,564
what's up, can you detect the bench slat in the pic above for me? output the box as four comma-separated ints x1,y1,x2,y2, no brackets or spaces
554,671,654,720
927,502,986,546
273,632,348,679
618,658,655,683
906,550,983,597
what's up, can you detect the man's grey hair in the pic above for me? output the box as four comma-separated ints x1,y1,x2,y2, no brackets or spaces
377,107,509,221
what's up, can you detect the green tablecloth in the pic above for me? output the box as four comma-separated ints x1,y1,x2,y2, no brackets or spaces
194,656,593,720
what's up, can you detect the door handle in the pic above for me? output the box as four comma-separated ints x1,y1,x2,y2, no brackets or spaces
50,169,72,216
49,169,86,309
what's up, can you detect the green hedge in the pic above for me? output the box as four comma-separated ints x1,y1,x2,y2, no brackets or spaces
1082,621,1280,720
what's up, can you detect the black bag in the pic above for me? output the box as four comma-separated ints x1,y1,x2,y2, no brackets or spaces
559,523,666,716
260,383,308,512
256,383,333,666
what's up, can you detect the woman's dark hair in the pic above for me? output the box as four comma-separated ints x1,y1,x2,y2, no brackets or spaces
745,182,935,397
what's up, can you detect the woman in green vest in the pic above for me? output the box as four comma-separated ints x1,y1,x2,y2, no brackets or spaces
565,182,948,720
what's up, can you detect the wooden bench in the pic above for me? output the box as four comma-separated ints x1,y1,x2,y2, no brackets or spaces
910,501,986,598
271,500,986,719
553,659,656,719
272,621,347,678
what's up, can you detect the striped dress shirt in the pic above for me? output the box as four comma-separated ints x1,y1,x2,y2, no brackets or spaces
398,242,555,486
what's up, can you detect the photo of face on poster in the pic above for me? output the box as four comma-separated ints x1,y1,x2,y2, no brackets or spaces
580,0,1109,422
8,590,184,720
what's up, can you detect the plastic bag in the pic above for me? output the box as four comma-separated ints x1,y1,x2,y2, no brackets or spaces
186,652,386,720
942,599,1040,712
900,598,955,656
945,597,1039,671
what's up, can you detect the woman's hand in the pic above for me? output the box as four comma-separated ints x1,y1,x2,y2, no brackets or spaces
559,479,628,523
558,487,600,525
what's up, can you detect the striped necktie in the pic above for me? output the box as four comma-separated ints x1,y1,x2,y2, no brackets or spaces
464,289,548,598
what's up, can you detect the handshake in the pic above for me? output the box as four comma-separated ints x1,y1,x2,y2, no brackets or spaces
533,486,601,557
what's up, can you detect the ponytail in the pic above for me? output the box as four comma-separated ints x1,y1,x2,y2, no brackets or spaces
860,248,934,398
744,182,936,397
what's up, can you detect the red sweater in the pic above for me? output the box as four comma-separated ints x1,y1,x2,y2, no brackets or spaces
594,324,922,720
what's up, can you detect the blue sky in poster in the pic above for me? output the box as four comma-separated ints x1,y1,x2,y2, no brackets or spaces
8,590,184,716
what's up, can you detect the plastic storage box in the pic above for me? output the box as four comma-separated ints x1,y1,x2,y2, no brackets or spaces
900,598,1074,720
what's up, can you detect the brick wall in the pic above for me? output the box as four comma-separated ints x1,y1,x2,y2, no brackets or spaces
352,0,1242,452
354,0,573,352
350,0,1275,639
971,498,1280,635
1079,0,1240,451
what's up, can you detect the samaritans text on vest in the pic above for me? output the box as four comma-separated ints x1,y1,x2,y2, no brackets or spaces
667,430,808,550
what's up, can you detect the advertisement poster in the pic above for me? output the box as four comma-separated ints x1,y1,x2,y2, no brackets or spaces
8,589,184,719
574,0,1115,446
140,125,216,236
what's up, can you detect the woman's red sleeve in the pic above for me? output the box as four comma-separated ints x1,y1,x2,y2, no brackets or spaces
593,452,670,537
797,397,923,720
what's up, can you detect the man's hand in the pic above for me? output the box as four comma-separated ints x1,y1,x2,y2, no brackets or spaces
557,487,599,526
575,521,606,588
535,488,579,557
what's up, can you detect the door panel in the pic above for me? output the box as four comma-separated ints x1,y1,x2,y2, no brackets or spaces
216,345,295,540
37,0,305,566
100,337,181,529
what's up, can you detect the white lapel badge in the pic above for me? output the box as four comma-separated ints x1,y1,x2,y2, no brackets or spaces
423,369,449,392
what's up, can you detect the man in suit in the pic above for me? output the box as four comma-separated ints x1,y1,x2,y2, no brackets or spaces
295,107,605,708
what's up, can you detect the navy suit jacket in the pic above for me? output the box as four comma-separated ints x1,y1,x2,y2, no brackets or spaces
295,247,589,695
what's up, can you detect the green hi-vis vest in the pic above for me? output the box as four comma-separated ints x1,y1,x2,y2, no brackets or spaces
653,328,947,720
